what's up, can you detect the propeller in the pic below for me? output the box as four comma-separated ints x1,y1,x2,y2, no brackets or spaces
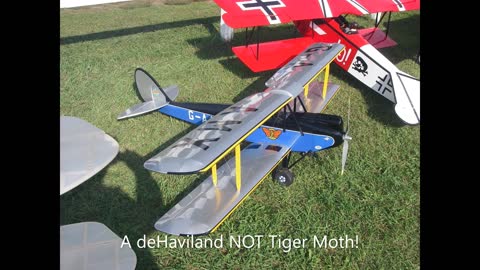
341,98,352,175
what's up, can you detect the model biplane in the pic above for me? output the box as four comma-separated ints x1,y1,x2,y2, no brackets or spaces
119,42,352,236
214,0,420,125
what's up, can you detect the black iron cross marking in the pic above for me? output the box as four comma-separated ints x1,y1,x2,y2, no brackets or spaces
238,0,285,24
375,74,393,95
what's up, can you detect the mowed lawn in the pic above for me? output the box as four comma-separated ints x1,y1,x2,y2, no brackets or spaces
60,1,420,269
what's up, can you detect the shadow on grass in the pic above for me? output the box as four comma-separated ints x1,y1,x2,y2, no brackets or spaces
186,23,300,62
60,16,219,45
60,150,162,269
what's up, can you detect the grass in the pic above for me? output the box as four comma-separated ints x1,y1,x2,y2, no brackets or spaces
60,2,420,269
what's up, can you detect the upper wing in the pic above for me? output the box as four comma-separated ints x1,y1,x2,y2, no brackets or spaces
214,0,420,28
265,42,344,94
144,90,293,174
144,42,342,175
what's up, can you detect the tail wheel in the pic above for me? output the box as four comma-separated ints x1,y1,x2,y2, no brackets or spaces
273,168,294,187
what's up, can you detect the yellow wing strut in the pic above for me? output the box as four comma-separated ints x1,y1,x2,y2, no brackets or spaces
212,163,217,187
235,144,241,191
322,64,329,99
303,62,332,100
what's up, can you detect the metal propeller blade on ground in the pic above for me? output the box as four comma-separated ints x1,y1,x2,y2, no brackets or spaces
341,98,352,175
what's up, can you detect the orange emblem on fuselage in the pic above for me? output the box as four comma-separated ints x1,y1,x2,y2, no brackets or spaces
262,127,282,140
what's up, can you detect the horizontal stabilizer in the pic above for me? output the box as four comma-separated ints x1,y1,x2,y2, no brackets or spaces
232,37,315,72
155,139,299,236
117,85,179,120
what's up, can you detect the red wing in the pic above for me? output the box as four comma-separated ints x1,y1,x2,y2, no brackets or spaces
214,0,420,28
215,0,323,28
232,37,316,72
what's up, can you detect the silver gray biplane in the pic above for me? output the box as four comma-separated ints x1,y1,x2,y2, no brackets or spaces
119,42,352,236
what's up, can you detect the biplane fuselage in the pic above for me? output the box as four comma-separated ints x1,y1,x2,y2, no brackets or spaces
157,101,344,154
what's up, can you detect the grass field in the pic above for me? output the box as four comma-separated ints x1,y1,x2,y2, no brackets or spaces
60,1,420,269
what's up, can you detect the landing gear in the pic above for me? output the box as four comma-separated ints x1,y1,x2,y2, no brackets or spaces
272,151,312,187
273,167,294,187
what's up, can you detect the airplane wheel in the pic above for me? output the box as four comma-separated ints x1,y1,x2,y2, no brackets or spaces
274,168,294,187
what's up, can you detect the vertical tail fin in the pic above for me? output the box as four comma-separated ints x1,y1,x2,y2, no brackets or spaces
117,68,179,120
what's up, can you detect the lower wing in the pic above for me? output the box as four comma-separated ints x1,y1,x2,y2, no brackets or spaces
155,136,300,236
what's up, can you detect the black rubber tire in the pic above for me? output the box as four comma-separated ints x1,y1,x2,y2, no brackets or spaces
273,168,294,187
